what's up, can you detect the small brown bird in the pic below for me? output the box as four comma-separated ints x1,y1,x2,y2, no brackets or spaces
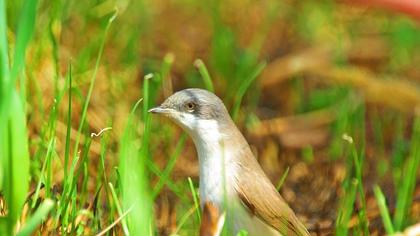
149,88,309,236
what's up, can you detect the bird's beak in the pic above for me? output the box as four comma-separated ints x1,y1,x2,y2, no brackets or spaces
148,106,173,114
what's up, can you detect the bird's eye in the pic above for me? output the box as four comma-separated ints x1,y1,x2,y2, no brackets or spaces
185,102,195,111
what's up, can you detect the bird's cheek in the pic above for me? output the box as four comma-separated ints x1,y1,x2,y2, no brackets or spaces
170,114,192,130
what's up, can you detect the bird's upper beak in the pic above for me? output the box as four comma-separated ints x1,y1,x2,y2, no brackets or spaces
148,106,174,115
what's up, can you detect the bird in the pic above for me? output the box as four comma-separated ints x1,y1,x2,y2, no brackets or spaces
149,88,310,236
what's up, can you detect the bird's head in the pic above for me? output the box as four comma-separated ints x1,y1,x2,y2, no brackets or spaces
149,88,231,136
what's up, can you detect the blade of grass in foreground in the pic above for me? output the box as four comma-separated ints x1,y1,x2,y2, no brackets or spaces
119,89,153,235
188,177,201,223
0,1,8,207
0,0,9,83
3,91,31,235
1,0,38,117
0,0,37,234
373,185,394,234
10,0,38,82
16,199,54,236
109,182,130,235
393,115,420,230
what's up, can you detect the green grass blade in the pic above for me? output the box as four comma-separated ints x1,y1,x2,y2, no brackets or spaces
0,0,9,82
44,137,55,199
0,2,37,234
393,115,420,230
3,0,38,122
3,91,31,234
194,59,215,92
145,157,185,200
335,179,357,235
0,0,9,190
161,53,175,98
161,53,174,80
109,182,130,235
276,167,290,191
119,92,153,235
10,0,38,81
31,139,54,208
72,9,117,165
95,204,133,236
64,62,72,178
143,73,153,121
231,61,266,120
16,199,54,236
55,153,80,227
188,177,201,222
0,0,37,197
152,134,186,198
373,185,394,234
351,140,369,235
174,206,198,235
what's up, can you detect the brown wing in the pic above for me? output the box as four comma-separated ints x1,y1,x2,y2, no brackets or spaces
233,146,310,236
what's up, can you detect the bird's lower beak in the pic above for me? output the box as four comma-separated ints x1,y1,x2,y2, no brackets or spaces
148,106,173,114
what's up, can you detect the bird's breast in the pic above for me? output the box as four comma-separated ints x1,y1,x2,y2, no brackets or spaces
197,142,238,208
192,131,281,235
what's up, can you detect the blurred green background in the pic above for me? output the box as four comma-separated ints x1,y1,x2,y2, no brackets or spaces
1,0,420,235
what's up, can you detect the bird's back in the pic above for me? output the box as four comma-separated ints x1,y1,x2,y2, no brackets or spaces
230,134,310,236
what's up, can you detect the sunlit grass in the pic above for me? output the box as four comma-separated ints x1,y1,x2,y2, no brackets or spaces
0,0,53,235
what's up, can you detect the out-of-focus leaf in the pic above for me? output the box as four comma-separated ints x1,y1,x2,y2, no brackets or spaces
3,91,30,231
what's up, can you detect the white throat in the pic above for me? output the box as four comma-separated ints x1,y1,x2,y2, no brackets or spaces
186,118,235,207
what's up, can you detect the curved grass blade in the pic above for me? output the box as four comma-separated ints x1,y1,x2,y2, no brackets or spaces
231,61,266,121
16,199,54,236
194,59,215,92
373,185,394,234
